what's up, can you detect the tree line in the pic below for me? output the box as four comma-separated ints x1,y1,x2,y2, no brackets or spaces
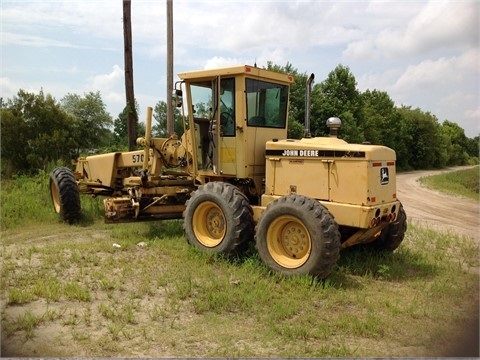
270,62,478,171
1,63,478,177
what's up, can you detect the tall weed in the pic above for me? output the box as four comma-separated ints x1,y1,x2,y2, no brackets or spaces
0,170,104,230
0,171,55,230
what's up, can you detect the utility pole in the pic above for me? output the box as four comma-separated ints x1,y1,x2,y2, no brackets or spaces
166,0,174,135
123,0,137,150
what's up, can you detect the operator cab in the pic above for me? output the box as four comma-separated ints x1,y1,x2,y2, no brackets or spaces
176,65,293,191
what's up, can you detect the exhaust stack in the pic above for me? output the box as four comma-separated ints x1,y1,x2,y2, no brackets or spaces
304,73,315,138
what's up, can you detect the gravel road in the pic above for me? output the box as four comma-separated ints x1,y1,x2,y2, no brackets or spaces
397,167,479,242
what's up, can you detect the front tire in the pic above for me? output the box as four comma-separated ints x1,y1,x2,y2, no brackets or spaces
255,195,341,278
183,182,253,256
49,167,81,223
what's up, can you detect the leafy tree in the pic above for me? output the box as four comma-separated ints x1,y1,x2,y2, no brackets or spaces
1,107,30,176
112,101,144,150
464,136,479,161
311,65,364,142
1,90,76,175
361,90,394,144
398,106,447,169
61,92,113,154
152,100,184,138
361,90,411,169
287,119,304,139
441,120,470,165
113,110,129,147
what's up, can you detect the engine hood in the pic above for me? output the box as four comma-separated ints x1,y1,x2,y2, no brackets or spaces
265,137,396,161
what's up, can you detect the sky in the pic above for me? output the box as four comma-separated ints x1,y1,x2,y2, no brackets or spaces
1,0,479,138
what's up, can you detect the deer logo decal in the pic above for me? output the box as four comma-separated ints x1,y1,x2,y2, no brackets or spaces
380,167,389,185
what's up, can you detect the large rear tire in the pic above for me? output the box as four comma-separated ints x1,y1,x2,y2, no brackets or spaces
367,204,407,251
49,167,81,223
255,195,341,278
183,182,254,256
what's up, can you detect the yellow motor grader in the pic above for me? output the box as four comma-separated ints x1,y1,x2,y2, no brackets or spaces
50,65,406,278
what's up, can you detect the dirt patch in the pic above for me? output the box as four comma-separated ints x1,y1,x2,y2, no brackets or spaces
397,168,479,242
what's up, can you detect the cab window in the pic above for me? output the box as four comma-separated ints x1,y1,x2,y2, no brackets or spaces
246,78,288,128
220,78,235,136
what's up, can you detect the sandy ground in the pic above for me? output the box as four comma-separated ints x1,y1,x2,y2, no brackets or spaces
397,167,479,242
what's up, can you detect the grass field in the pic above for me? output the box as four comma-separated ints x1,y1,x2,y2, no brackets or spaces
419,166,479,200
1,168,479,357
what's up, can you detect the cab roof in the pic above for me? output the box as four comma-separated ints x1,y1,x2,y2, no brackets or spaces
177,65,294,85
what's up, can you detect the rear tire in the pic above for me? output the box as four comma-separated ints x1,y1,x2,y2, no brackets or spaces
183,182,254,256
367,204,407,251
49,167,81,223
255,195,341,278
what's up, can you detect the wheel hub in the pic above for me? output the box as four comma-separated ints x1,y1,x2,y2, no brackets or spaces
267,215,312,268
206,209,225,238
193,201,226,247
281,224,309,258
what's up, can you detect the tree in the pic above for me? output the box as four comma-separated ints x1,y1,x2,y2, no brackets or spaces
311,65,364,142
113,102,144,149
1,90,76,175
397,106,447,169
361,90,411,169
152,100,184,138
441,120,470,166
61,92,113,154
287,120,304,139
1,107,30,176
361,89,394,144
464,136,479,161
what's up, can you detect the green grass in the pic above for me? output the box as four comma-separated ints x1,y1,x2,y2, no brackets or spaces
1,221,478,357
419,166,479,200
1,169,479,357
0,170,105,230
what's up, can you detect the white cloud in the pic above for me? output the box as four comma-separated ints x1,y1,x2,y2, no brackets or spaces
0,77,19,98
343,40,377,62
344,1,479,63
85,65,125,113
357,69,401,93
376,0,478,57
394,49,478,93
394,57,456,90
2,1,123,45
88,65,124,91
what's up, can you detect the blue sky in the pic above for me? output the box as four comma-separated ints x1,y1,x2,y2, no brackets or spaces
1,0,479,137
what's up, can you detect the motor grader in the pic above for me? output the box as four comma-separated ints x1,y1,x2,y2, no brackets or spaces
50,65,407,279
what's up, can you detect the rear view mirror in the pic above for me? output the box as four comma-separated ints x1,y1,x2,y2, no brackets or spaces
172,89,183,108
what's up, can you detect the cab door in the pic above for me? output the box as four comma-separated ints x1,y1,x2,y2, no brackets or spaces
217,77,236,175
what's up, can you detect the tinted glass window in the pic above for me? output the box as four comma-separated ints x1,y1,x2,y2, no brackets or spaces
246,79,288,128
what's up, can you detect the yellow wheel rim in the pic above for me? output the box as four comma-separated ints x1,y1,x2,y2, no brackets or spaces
267,215,312,268
192,201,226,247
50,181,61,214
